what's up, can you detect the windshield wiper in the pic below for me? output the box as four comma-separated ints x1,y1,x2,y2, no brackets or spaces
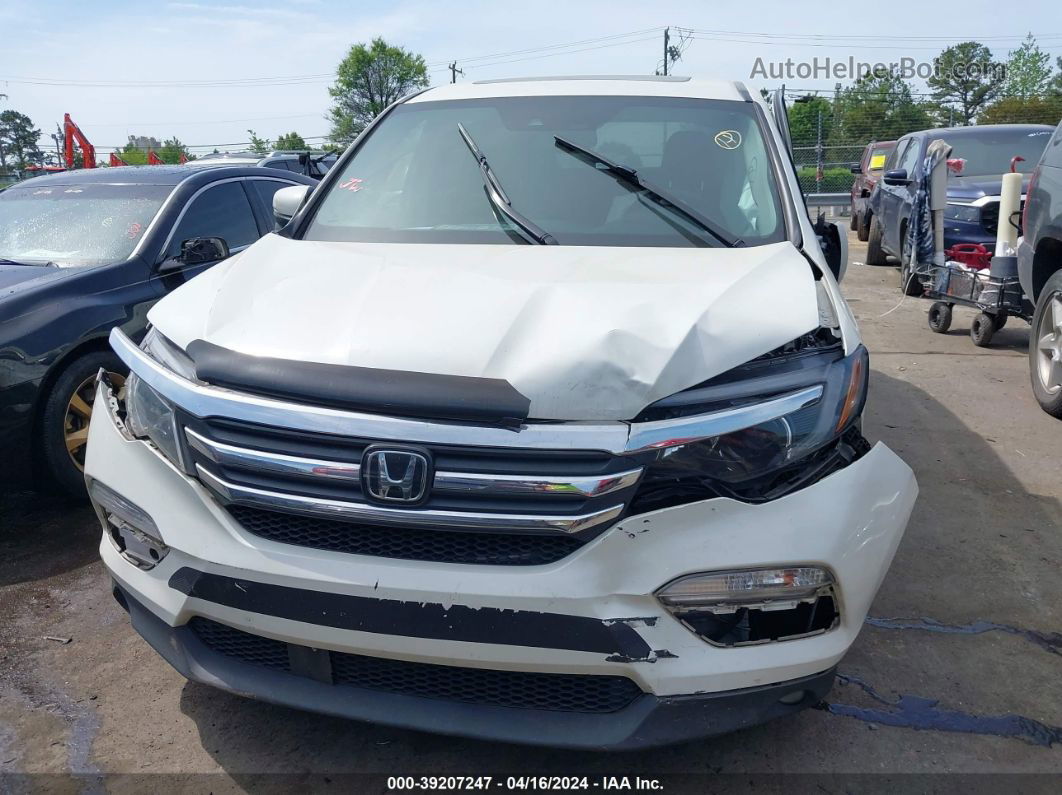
553,136,741,248
457,123,557,245
0,257,55,267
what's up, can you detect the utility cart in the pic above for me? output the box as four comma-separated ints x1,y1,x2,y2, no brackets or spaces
925,263,1033,347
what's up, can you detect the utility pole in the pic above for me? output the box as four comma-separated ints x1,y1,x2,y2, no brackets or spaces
815,109,824,195
662,28,670,76
449,62,464,84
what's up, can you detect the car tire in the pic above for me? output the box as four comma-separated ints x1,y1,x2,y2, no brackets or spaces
899,236,923,297
928,302,953,333
856,212,870,242
866,216,887,266
970,312,996,347
1029,272,1062,418
850,209,859,231
39,350,127,498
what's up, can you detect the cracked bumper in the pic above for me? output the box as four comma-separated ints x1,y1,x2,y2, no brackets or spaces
87,385,916,746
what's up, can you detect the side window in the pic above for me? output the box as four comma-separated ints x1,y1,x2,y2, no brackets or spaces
168,181,259,257
900,138,922,175
250,179,296,217
885,139,907,171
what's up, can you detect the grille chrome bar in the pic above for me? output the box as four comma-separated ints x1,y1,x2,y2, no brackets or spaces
196,465,625,534
113,328,825,455
186,427,642,497
433,468,642,498
186,428,361,481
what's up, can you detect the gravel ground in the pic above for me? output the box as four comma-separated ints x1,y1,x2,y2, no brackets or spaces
2,230,1061,790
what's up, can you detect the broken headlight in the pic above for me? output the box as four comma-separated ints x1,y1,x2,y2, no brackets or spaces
124,328,194,467
631,342,869,509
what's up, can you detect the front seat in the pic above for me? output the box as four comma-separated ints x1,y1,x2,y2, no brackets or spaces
659,130,749,235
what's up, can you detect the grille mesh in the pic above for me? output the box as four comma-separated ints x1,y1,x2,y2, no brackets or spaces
189,618,643,714
188,617,290,670
227,505,583,566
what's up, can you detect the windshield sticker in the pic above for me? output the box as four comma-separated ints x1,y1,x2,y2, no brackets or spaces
127,222,142,239
339,177,364,192
714,130,742,150
869,154,887,170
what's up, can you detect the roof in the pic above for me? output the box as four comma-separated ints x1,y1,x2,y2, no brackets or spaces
910,123,1056,137
7,164,316,188
407,76,749,103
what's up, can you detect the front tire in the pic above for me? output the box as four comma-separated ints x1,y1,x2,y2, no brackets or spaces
1029,272,1062,418
900,235,923,297
866,216,887,265
39,350,127,497
928,302,953,333
970,313,996,347
857,212,870,242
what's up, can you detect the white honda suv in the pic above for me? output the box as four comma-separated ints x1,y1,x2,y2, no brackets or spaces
86,76,917,749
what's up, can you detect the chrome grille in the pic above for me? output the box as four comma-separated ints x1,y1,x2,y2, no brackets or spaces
179,414,645,548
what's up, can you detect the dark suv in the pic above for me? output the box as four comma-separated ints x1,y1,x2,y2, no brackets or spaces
866,124,1054,293
0,165,316,494
1017,119,1062,418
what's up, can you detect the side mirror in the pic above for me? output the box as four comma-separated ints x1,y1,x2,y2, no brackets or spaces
883,168,909,186
274,184,311,228
157,237,230,273
813,216,848,282
849,163,862,174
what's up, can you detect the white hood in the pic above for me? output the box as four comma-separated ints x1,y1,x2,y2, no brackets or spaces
149,234,820,421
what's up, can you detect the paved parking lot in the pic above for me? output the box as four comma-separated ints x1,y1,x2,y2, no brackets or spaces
2,229,1061,785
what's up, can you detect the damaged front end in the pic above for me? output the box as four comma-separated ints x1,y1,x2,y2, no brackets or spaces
628,286,869,512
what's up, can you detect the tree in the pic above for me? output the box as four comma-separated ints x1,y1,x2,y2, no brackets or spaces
0,110,44,170
275,131,308,150
158,137,192,163
247,129,271,155
830,72,932,144
328,38,428,144
928,42,1005,125
787,95,834,148
978,96,1062,126
1049,57,1062,98
1002,34,1052,100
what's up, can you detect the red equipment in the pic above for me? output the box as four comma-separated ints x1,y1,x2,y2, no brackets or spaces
946,243,992,270
63,113,96,169
147,151,163,165
109,153,129,167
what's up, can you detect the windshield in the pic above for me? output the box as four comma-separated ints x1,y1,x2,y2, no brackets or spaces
305,96,785,247
0,182,172,265
950,128,1053,177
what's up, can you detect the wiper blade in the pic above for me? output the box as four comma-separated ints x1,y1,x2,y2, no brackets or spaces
553,136,740,248
458,123,557,245
0,257,53,267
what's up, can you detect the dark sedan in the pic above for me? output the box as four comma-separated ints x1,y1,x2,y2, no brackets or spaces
865,124,1054,293
0,165,316,495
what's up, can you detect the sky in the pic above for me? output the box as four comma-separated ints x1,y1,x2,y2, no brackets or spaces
2,0,1061,158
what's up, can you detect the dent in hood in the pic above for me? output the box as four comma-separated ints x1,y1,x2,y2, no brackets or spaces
148,234,820,421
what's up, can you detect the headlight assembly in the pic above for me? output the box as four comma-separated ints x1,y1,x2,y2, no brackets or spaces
630,338,870,511
123,328,194,467
944,203,981,223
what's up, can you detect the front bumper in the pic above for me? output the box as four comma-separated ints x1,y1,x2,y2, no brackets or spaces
87,384,917,747
942,218,996,251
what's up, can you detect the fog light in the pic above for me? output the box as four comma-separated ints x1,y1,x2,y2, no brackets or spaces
778,690,806,705
88,479,168,570
657,567,832,608
656,567,838,647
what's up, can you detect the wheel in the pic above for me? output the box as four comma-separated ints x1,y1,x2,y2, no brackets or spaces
850,208,858,231
856,212,870,242
928,302,953,333
993,313,1009,331
866,216,887,265
39,350,127,497
970,312,997,347
1029,272,1062,417
899,236,923,297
